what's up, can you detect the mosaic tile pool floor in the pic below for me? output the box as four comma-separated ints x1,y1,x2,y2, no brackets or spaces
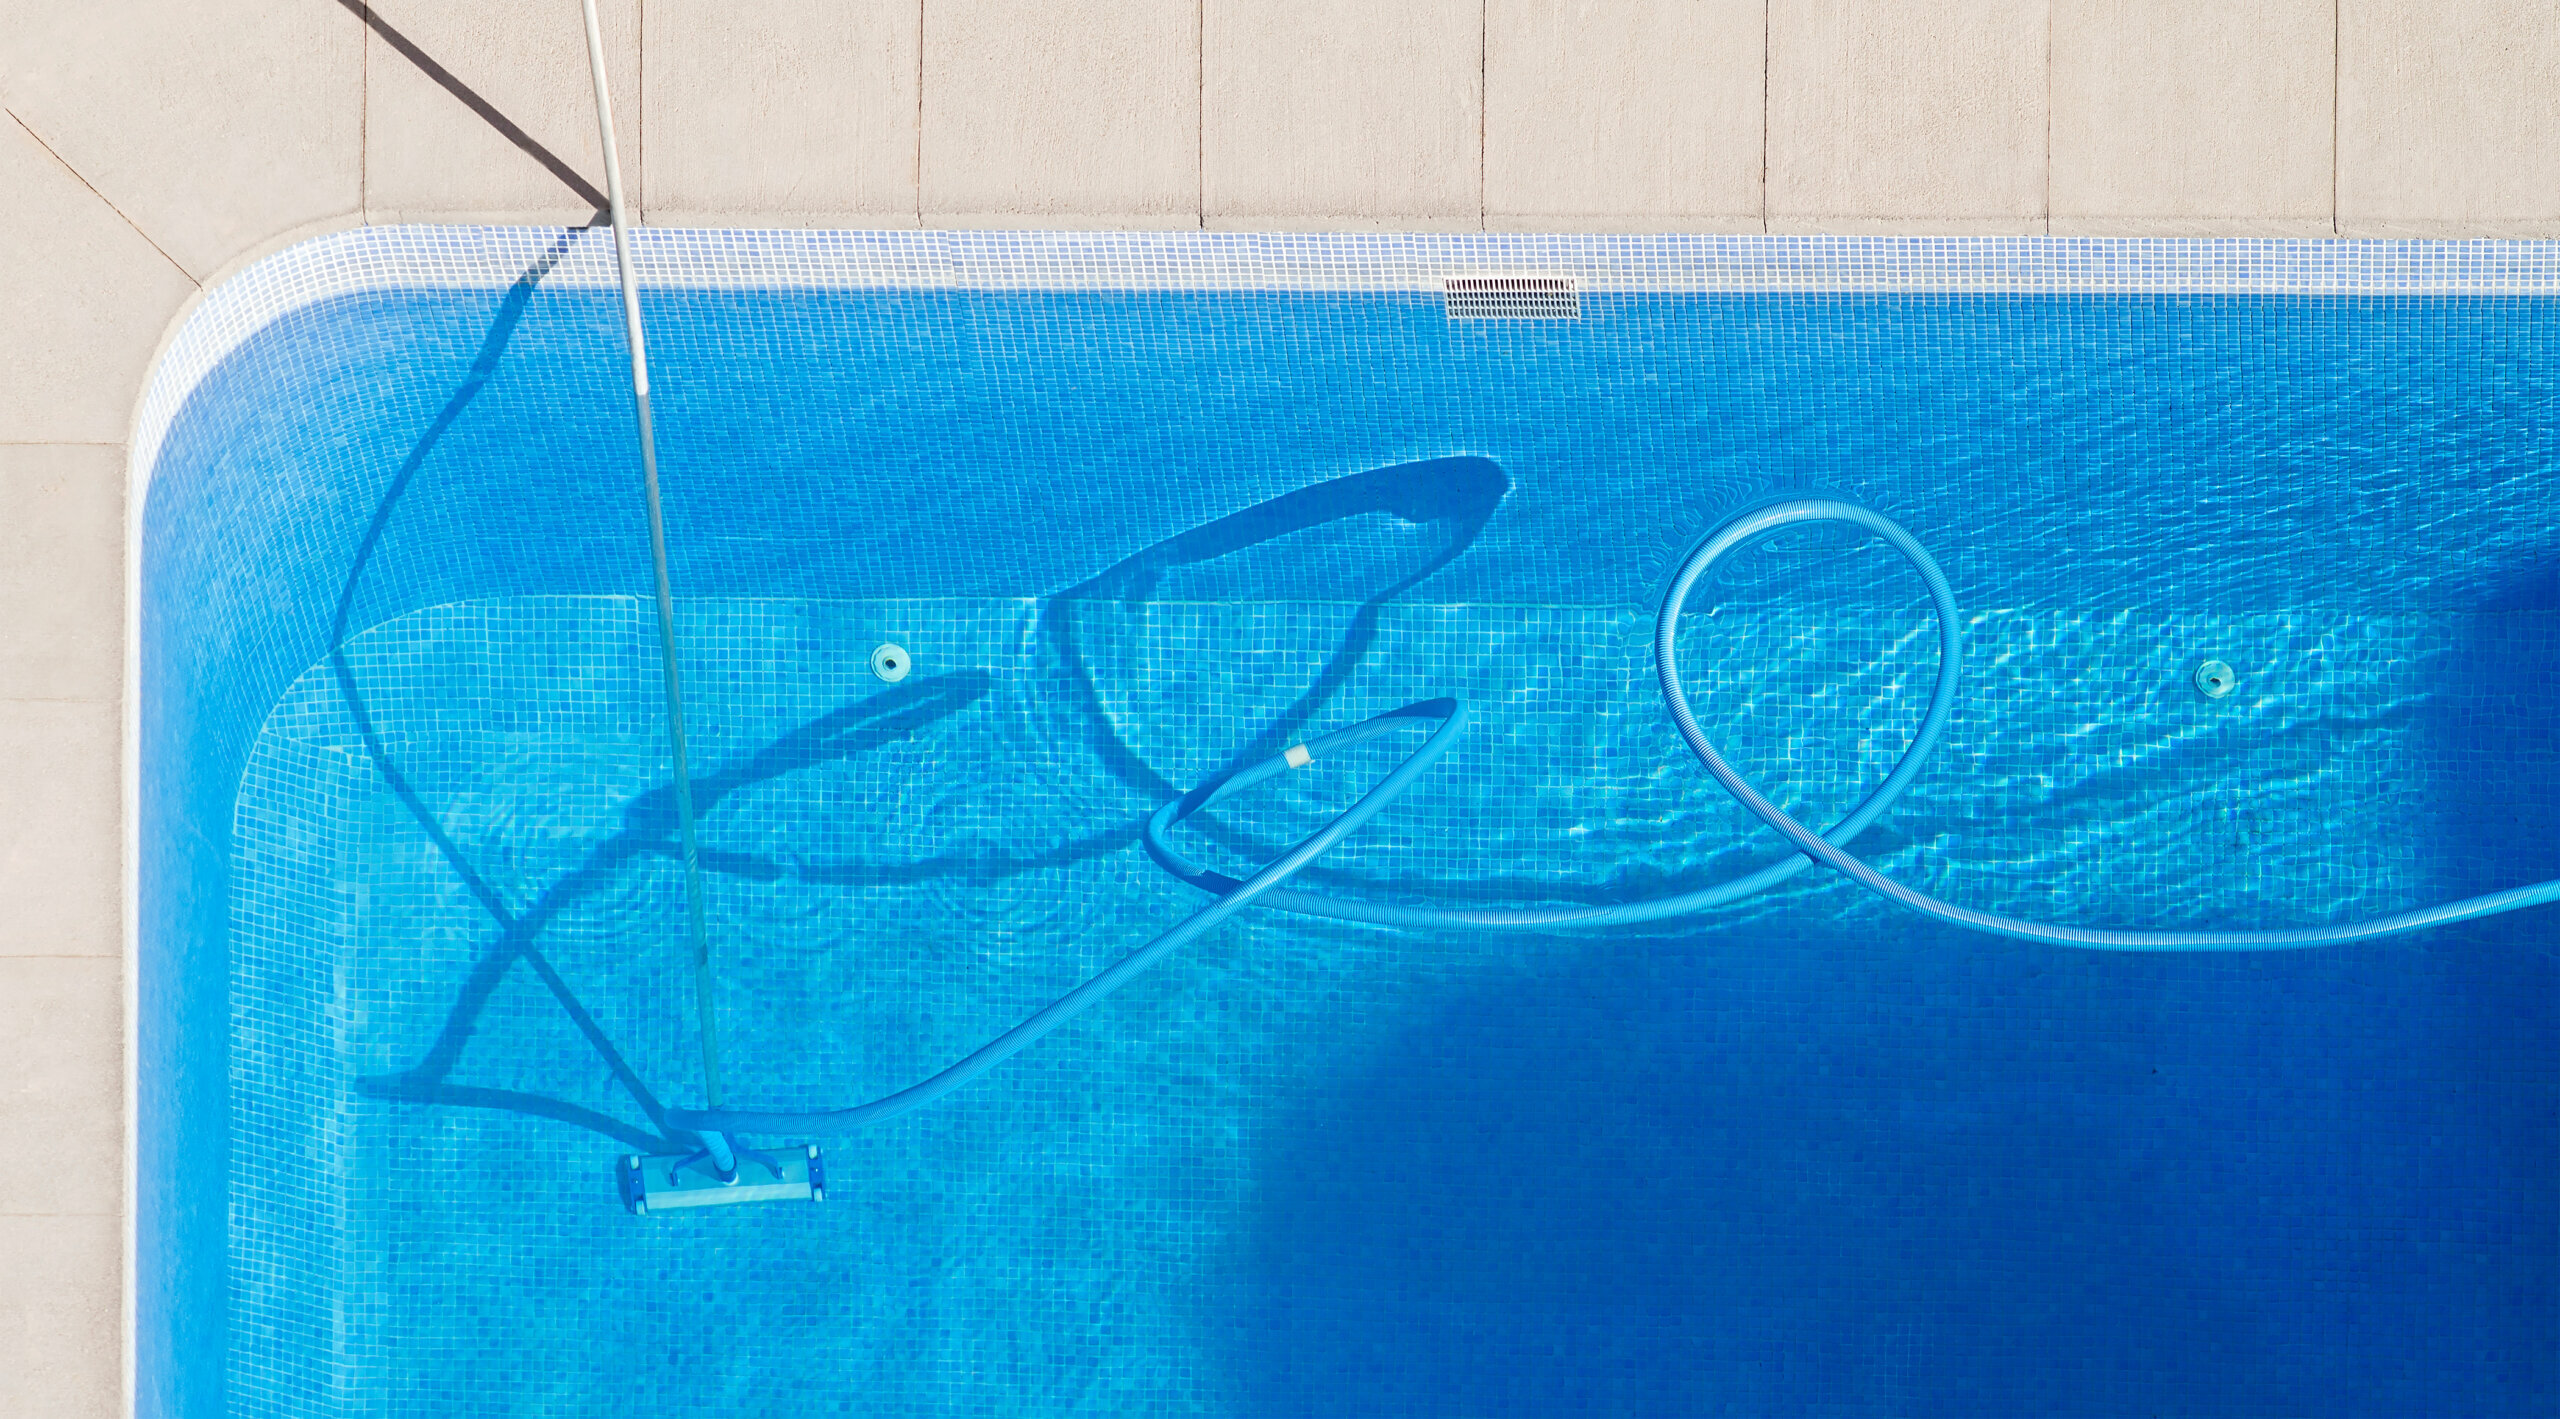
135,242,2560,1414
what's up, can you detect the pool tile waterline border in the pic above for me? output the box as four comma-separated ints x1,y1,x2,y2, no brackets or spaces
135,225,2560,480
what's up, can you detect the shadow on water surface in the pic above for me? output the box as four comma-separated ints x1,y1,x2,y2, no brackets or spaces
1238,924,2552,1414
1220,525,2555,1418
2429,561,2560,907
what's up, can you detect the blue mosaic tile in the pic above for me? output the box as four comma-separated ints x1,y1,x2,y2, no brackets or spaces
139,228,2560,1418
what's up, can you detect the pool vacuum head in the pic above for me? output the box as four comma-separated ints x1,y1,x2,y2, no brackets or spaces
619,1144,825,1215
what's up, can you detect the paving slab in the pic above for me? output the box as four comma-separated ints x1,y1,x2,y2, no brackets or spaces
924,0,1198,227
0,700,119,959
2052,0,2332,235
2340,0,2560,237
0,1214,119,1419
1486,0,1764,231
1768,0,2047,233
1205,0,1483,230
364,0,640,225
648,0,920,227
0,444,121,703
0,0,359,281
0,957,121,1213
0,115,196,446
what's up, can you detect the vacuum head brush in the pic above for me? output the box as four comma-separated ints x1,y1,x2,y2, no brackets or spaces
620,1144,825,1215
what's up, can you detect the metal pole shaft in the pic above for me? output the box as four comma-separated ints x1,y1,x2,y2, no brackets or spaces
577,0,724,1110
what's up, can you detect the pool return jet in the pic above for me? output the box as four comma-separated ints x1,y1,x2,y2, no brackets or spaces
569,1,2560,1213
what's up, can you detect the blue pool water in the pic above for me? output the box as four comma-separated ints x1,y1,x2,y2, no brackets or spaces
146,237,2560,1415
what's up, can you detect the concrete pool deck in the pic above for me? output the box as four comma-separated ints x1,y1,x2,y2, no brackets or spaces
4,1,2558,1411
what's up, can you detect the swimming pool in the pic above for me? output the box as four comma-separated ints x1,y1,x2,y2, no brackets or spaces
139,229,2560,1416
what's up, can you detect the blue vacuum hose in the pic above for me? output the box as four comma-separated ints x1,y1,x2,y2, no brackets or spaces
670,497,2560,1139
1654,500,2560,949
1139,498,1964,929
671,702,1472,1136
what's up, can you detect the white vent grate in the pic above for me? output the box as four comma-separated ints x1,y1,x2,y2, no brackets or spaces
1444,274,1580,320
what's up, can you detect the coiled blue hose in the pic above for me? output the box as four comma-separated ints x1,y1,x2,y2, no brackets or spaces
1659,500,2560,949
1139,497,1965,930
671,497,2560,1139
